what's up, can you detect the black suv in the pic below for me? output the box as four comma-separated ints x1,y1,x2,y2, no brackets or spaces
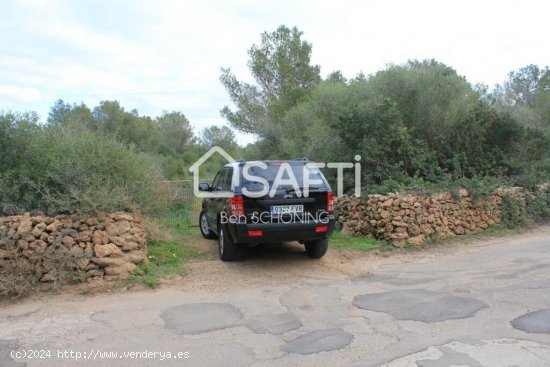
198,159,335,261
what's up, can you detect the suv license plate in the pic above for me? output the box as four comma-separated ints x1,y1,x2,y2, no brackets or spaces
271,205,304,214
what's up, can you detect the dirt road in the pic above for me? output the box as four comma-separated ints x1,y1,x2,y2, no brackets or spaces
1,226,550,366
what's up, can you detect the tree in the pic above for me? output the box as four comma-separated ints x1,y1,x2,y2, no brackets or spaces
328,95,436,184
200,125,239,153
0,112,41,173
495,64,549,107
220,25,321,135
493,65,550,131
156,111,194,155
445,105,522,177
47,100,72,126
92,101,160,153
47,100,95,129
325,71,347,84
366,59,477,151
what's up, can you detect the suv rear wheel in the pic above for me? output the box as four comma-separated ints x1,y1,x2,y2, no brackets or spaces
199,210,216,239
218,222,240,261
305,238,328,259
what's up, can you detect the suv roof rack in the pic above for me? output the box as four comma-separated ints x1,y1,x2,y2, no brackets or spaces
292,157,309,161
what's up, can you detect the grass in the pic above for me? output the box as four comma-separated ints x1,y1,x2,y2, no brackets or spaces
483,224,519,236
330,230,393,252
330,222,526,255
407,223,524,251
130,219,200,288
156,218,195,237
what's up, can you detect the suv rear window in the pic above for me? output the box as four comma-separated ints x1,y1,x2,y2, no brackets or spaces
241,163,325,191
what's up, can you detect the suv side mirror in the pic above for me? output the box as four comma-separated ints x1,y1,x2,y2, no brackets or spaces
198,183,210,191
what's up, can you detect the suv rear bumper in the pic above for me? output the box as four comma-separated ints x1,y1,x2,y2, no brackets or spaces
226,215,335,243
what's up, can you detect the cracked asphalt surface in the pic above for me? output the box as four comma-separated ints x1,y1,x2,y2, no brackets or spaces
1,226,550,366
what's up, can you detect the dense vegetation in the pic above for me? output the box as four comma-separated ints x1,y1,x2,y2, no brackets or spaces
223,26,550,195
1,25,549,216
0,105,237,215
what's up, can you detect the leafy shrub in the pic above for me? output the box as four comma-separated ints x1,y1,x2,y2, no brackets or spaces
501,195,530,228
365,178,406,195
364,175,505,202
451,176,503,202
36,128,166,215
526,191,550,222
1,123,166,215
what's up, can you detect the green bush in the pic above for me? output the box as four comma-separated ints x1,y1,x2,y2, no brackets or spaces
36,128,166,215
363,175,506,202
0,120,165,215
526,191,550,222
501,189,550,229
501,195,530,228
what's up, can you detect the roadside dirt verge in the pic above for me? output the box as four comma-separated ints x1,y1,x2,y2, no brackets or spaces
158,224,550,292
2,225,548,307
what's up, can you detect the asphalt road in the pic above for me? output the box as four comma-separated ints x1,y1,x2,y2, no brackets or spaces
1,226,550,366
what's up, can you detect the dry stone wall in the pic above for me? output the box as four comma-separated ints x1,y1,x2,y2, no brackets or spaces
0,212,147,283
334,187,528,246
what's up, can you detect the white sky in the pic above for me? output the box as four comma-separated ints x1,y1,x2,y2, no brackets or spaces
1,0,549,145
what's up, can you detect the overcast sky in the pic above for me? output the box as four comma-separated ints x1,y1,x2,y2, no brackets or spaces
1,0,549,145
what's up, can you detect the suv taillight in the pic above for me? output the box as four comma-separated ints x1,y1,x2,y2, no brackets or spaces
230,195,245,216
327,191,334,213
